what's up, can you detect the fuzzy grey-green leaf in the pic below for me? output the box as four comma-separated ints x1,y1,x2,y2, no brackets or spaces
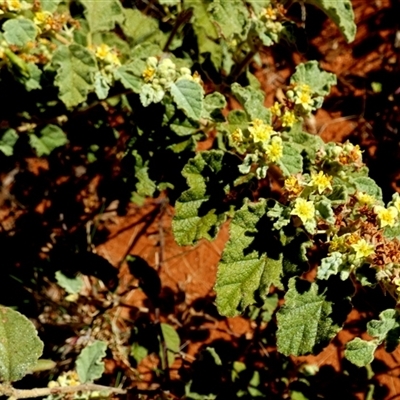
290,61,337,96
114,61,145,93
55,271,84,294
276,278,339,356
29,125,68,157
41,0,62,12
0,129,18,156
3,18,36,47
52,44,97,107
76,340,107,383
367,309,399,343
208,0,250,40
278,142,303,176
0,306,44,382
215,200,283,317
80,0,124,33
304,0,356,42
172,150,230,245
170,79,204,121
188,0,222,69
160,323,180,367
352,176,382,200
231,83,271,123
344,338,377,367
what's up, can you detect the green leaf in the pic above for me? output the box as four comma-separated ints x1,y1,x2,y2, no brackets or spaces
0,306,44,382
76,340,107,383
344,338,377,367
170,79,204,121
0,129,18,156
231,83,271,123
40,0,62,12
130,343,148,364
173,150,237,245
29,124,68,156
276,278,339,356
290,61,337,96
208,0,250,40
114,61,145,93
52,44,97,107
131,150,156,198
3,18,37,47
214,199,283,317
80,0,124,33
160,323,180,367
55,271,84,294
278,142,303,176
304,0,356,42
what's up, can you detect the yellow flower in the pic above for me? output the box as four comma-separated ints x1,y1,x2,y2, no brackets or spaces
231,128,243,143
5,0,21,11
270,101,282,117
351,238,375,260
265,136,283,162
95,43,111,60
356,191,375,206
33,11,52,26
261,6,278,20
329,235,346,252
291,198,315,224
281,110,297,128
284,175,304,197
295,91,313,109
375,205,398,228
248,119,274,144
310,171,333,194
94,44,120,66
57,371,81,387
297,84,311,93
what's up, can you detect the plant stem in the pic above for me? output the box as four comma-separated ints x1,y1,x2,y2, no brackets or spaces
229,49,257,83
163,8,192,52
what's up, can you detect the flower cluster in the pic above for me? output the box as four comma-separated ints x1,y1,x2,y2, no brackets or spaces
282,170,334,233
0,3,77,66
47,370,103,400
319,141,364,170
140,56,200,107
229,118,283,178
270,83,323,129
92,43,121,67
280,148,400,298
33,10,76,33
257,4,286,44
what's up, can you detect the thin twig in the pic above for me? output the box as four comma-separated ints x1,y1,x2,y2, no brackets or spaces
317,114,359,136
0,383,126,399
